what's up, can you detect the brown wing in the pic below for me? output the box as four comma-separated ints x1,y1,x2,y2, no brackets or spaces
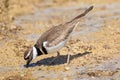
36,24,65,47
36,23,75,48
36,6,93,48
45,6,94,46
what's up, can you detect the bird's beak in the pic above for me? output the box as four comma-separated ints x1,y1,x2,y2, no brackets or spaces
26,59,32,68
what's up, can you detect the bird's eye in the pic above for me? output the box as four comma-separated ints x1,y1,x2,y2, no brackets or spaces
24,51,31,60
24,56,29,60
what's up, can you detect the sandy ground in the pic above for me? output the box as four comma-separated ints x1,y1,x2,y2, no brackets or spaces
0,0,120,80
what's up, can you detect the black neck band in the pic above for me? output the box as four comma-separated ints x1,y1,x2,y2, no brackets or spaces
34,44,43,56
42,43,48,54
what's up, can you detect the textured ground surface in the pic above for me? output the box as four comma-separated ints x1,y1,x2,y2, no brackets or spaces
0,0,120,80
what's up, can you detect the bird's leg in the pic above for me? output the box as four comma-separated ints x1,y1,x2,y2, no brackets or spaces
49,51,60,64
66,45,71,65
64,23,78,65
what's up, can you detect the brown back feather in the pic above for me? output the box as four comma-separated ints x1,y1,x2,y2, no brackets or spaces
36,6,93,48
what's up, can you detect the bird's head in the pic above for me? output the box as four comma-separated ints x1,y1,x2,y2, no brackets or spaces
24,46,38,67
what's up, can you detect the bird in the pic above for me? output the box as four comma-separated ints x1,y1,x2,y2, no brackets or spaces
24,6,93,67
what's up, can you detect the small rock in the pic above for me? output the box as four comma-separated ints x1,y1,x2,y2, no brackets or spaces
0,36,3,40
63,77,68,80
1,27,5,30
10,25,17,30
0,9,2,13
65,66,70,71
1,77,4,79
91,76,95,79
20,74,24,77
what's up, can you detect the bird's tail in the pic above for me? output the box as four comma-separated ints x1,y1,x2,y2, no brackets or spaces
68,6,93,24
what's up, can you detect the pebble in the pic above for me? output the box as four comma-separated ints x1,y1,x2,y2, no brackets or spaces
65,66,70,71
10,25,17,30
20,74,24,77
0,9,2,13
63,77,68,80
1,77,4,79
0,36,3,40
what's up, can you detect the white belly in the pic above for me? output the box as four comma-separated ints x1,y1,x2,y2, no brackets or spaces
43,40,67,53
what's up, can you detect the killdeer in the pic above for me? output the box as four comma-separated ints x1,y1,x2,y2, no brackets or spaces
24,6,93,67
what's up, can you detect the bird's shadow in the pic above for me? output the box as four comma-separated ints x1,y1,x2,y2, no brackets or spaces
25,51,91,68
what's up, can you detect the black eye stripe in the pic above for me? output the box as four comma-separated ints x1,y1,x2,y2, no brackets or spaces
24,57,29,60
24,51,30,60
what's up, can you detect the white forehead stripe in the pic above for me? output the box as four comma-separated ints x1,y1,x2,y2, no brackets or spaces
32,46,38,60
25,51,31,58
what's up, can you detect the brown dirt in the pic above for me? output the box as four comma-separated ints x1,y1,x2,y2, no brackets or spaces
0,0,120,80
